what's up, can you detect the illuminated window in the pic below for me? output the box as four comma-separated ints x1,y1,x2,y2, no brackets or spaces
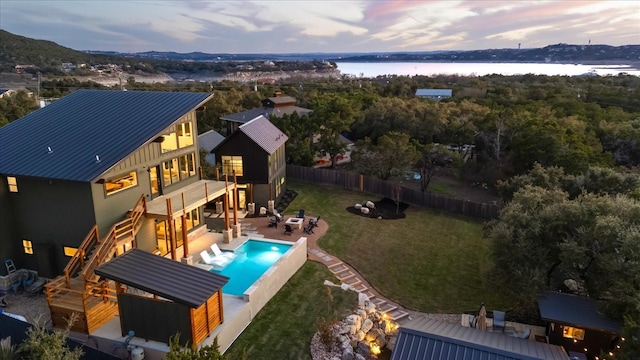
177,122,194,148
562,326,585,340
105,171,138,195
7,176,18,192
179,154,196,180
221,156,243,176
163,161,173,185
64,247,78,257
161,131,178,153
23,240,33,254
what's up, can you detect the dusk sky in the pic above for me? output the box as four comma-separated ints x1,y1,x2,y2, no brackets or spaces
1,1,638,54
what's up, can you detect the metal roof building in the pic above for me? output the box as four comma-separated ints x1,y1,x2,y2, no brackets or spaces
0,89,212,182
392,317,569,360
538,291,622,333
415,89,453,100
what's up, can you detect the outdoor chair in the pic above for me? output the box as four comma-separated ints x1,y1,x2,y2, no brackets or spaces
297,209,305,220
284,224,294,235
268,217,278,228
303,223,314,234
0,296,7,307
309,216,320,228
200,247,235,269
211,244,236,261
492,310,506,332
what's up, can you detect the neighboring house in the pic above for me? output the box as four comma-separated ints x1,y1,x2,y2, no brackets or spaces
0,89,237,339
212,115,288,210
312,134,355,168
415,88,453,101
198,129,225,167
538,291,622,360
219,93,311,135
392,317,570,360
0,89,16,98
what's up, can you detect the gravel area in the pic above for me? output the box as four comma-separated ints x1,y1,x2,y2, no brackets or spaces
1,292,51,328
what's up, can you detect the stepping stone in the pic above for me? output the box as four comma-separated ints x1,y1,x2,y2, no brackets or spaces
328,263,349,274
371,298,386,306
379,303,398,313
321,255,333,262
334,271,355,281
351,283,367,292
362,290,376,299
386,309,410,322
343,276,361,287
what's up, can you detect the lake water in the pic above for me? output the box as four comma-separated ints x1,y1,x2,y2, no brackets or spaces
335,62,640,77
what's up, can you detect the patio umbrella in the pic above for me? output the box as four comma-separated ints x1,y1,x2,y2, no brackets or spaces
477,304,487,330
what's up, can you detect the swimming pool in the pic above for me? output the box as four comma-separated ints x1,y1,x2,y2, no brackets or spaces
212,240,292,296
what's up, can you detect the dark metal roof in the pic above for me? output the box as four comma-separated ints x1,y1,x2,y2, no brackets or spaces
219,106,311,123
0,90,212,182
392,317,569,360
266,95,297,105
538,291,622,333
95,249,228,308
239,115,288,154
198,130,225,151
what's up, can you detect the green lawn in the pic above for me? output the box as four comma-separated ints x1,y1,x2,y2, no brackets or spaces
224,262,358,359
224,180,511,359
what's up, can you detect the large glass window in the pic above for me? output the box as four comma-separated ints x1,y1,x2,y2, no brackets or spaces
170,158,179,184
105,171,138,196
7,176,18,192
179,154,196,180
185,208,200,230
222,156,243,176
163,161,172,185
177,122,194,148
161,132,178,153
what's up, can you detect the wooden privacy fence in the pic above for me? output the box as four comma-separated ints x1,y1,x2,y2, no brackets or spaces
287,165,501,220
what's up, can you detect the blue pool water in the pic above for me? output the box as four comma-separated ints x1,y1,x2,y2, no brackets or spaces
212,240,292,296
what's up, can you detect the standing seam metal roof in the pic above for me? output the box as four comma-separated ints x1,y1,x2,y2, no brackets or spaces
94,249,228,308
538,291,622,333
391,317,569,360
239,115,288,155
0,90,212,182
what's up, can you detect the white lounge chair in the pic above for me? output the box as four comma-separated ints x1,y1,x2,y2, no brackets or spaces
211,243,236,261
200,250,234,270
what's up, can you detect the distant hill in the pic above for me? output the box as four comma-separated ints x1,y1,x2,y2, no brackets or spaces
0,30,123,73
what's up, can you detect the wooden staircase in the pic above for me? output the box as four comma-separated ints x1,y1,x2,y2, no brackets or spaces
45,195,147,333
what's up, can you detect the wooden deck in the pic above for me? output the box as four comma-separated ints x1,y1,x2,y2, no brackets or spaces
45,194,147,334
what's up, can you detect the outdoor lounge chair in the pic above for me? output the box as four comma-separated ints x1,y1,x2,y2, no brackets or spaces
200,248,234,270
210,244,236,261
284,224,294,235
492,310,506,332
297,209,305,220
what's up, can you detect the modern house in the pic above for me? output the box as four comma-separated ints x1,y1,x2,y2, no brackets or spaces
415,89,453,101
0,89,241,337
219,93,311,135
538,291,622,360
392,317,570,360
211,115,288,211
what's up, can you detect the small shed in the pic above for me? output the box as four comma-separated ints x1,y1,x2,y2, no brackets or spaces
538,291,622,360
95,249,229,347
392,317,569,360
